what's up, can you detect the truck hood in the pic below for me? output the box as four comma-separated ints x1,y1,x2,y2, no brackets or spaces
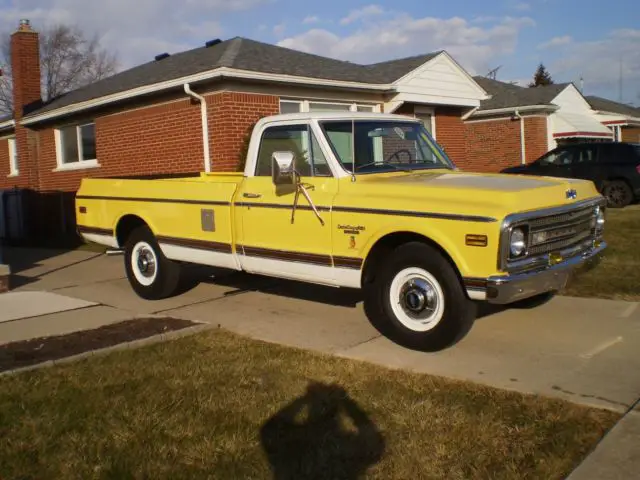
349,169,600,218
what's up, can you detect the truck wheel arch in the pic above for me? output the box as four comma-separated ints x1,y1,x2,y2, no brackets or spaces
361,231,465,288
115,214,155,248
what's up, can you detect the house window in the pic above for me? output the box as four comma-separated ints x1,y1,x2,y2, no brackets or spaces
280,100,303,114
8,137,18,176
308,101,352,112
279,99,379,114
56,122,98,169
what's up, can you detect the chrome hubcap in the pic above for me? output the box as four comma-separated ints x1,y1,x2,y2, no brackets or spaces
136,248,156,278
399,277,438,319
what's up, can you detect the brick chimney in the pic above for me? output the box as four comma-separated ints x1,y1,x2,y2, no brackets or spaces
9,18,42,240
11,19,42,118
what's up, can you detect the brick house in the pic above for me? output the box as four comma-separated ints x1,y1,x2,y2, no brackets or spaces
586,95,640,143
463,76,616,172
0,19,492,242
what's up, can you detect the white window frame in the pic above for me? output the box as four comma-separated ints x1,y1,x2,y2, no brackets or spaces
279,99,381,114
7,137,18,176
54,121,99,171
414,106,437,139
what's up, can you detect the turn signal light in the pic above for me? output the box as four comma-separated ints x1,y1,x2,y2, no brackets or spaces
465,234,488,247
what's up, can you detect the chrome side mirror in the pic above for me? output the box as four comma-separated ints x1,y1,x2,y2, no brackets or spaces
271,151,296,186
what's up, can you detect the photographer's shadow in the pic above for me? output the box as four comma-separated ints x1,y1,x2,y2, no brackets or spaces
260,382,385,480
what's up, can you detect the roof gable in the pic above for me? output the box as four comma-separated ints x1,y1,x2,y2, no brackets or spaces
393,52,488,99
549,83,594,113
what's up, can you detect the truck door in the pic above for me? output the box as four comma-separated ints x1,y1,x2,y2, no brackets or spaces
236,121,339,285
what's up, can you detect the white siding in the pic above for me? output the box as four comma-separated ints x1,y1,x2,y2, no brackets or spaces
551,85,594,113
392,54,486,107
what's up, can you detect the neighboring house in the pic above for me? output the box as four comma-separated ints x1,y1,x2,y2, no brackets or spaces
0,19,489,241
586,96,640,143
463,76,614,172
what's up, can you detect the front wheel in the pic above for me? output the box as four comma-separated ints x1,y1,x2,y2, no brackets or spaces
603,180,633,208
363,242,477,351
124,225,181,300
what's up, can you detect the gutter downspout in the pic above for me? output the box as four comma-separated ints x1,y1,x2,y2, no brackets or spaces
514,110,526,165
184,83,211,173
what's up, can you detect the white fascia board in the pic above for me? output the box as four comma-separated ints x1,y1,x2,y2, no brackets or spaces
21,67,393,126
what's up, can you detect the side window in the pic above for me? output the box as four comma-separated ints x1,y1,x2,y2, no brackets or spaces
576,147,596,164
255,124,331,177
539,148,574,166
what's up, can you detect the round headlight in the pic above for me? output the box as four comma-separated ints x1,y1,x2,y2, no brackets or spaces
510,228,526,257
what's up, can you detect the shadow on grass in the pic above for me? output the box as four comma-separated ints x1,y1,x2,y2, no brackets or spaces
260,381,385,480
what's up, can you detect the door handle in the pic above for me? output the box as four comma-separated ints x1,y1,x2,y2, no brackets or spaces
243,192,262,198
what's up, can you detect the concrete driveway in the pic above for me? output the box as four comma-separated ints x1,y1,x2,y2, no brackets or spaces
4,246,640,413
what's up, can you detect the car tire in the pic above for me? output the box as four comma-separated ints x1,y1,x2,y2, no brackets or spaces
603,180,633,208
124,225,181,300
363,241,477,352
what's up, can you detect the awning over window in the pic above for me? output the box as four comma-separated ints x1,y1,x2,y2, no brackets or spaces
552,112,613,139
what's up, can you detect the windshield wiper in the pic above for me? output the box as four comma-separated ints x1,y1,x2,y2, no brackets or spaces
354,162,412,173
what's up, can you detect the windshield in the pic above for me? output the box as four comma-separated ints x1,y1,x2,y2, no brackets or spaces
319,120,455,174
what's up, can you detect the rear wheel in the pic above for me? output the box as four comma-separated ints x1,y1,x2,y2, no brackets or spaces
364,242,476,351
124,225,181,300
603,180,633,208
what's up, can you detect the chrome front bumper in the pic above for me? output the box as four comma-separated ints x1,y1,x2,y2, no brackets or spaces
482,241,607,305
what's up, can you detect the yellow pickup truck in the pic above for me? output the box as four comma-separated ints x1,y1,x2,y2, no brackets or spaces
75,111,607,351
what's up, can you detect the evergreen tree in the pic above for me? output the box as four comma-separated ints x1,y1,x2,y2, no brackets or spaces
528,63,554,87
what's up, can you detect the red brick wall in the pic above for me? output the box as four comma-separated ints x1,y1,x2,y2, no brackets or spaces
524,116,548,163
435,107,465,165
622,127,640,143
209,91,280,171
464,118,521,172
463,116,548,172
38,98,204,192
0,138,11,181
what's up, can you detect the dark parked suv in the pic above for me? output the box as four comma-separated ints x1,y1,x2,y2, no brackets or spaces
501,142,640,208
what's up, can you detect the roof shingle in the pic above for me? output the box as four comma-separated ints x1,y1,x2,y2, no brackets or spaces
585,96,640,118
473,76,569,111
28,37,441,118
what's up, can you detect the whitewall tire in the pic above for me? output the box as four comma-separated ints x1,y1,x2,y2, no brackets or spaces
124,225,181,300
364,241,476,351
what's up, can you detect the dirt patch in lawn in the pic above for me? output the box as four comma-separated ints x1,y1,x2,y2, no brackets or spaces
0,328,620,480
0,317,197,372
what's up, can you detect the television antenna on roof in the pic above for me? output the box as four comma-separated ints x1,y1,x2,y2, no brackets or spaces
486,66,502,80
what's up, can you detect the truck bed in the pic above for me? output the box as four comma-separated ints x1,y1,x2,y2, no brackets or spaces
75,172,244,270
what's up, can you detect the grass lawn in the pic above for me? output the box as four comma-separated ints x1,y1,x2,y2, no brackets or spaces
563,204,640,301
0,329,619,480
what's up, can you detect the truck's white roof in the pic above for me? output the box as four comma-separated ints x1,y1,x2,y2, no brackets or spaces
257,111,419,125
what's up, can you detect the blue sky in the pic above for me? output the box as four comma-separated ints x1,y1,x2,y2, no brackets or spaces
1,0,639,105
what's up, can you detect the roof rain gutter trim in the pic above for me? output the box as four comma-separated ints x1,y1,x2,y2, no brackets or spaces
0,119,15,130
471,105,559,116
21,67,393,126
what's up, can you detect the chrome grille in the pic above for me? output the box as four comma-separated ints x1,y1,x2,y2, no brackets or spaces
500,198,605,273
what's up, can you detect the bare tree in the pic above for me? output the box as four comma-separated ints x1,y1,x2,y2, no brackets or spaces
0,22,119,115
